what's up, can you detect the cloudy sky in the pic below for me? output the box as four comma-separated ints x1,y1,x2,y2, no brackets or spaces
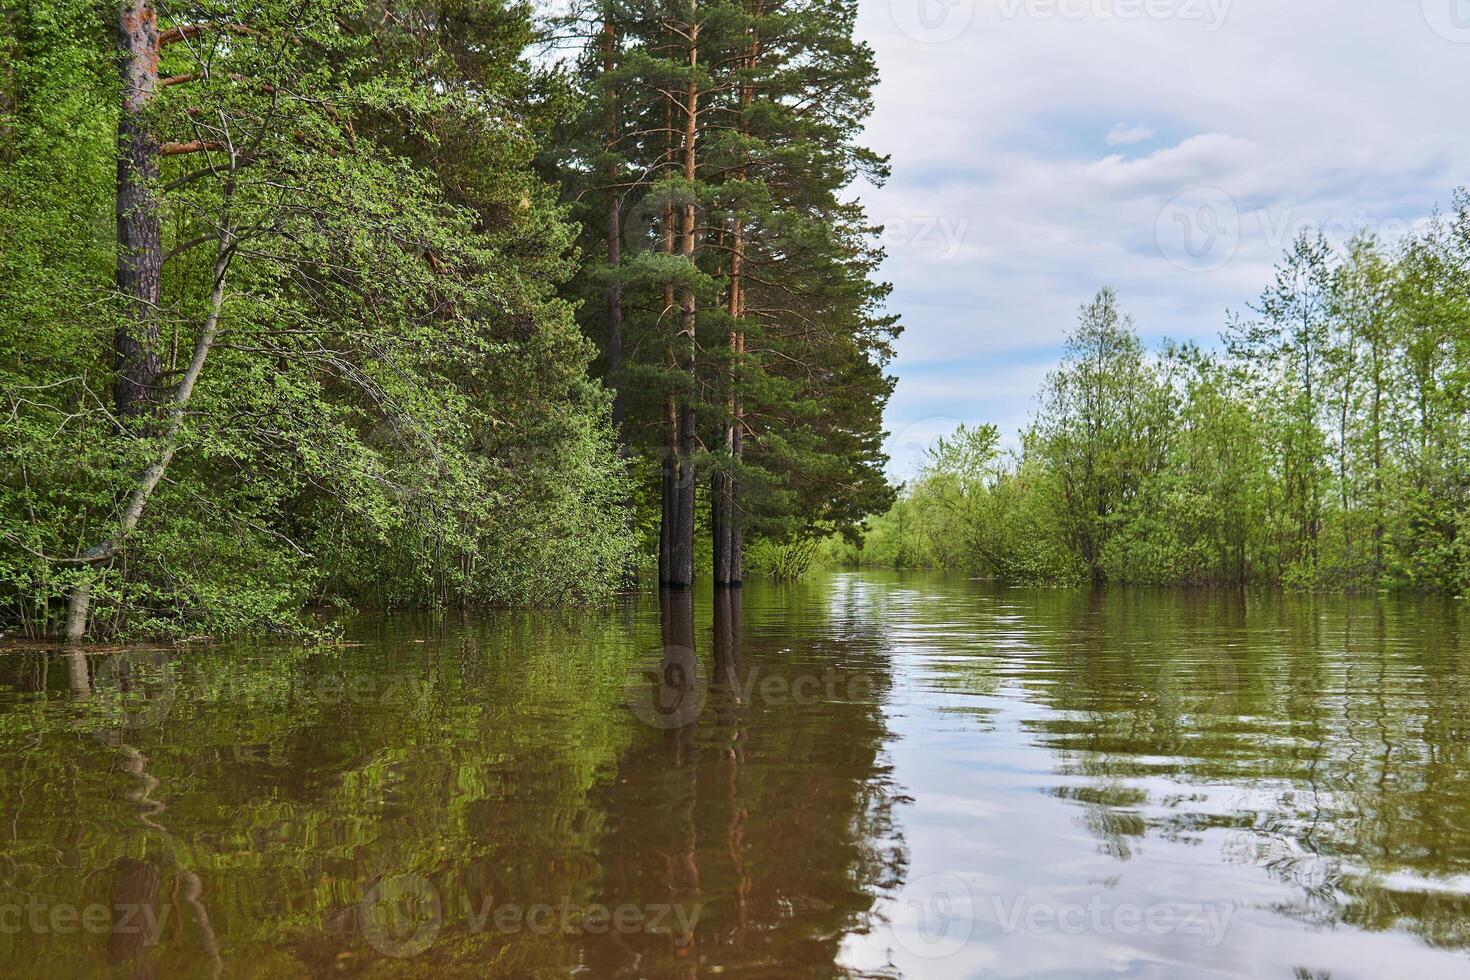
855,0,1470,476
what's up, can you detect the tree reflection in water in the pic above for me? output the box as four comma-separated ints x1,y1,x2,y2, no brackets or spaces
4,576,1469,976
0,581,904,977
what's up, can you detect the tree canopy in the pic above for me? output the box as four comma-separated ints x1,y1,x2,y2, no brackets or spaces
852,200,1470,593
0,0,899,639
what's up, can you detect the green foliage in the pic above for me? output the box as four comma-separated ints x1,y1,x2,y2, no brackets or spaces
744,537,821,580
0,0,635,639
546,0,898,573
858,201,1470,593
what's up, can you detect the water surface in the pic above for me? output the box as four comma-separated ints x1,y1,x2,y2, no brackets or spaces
2,573,1468,977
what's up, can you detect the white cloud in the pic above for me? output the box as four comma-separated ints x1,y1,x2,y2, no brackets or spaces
856,1,1470,474
1106,123,1155,146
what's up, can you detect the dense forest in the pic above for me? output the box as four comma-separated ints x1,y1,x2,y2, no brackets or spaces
849,208,1470,593
545,0,896,589
0,0,897,640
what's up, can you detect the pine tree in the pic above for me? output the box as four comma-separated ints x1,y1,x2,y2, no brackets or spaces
551,0,897,587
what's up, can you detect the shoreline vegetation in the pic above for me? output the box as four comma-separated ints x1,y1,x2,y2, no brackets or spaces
836,203,1470,595
0,0,896,642
6,5,1468,645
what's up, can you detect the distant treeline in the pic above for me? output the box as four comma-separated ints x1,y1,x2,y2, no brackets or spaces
846,202,1470,592
0,0,895,639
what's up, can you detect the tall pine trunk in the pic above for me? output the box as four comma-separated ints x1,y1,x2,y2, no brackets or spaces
602,14,625,440
658,83,678,588
665,9,700,589
69,0,164,640
714,17,757,588
601,10,639,588
115,0,162,420
660,393,677,586
713,223,743,586
712,584,741,692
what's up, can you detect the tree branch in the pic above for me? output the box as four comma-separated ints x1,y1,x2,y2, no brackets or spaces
159,22,257,47
161,140,223,156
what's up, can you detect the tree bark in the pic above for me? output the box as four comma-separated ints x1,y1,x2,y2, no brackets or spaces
63,582,93,644
65,233,235,640
602,13,625,440
115,0,163,420
673,14,701,590
664,9,700,590
660,394,677,586
1370,337,1385,579
713,245,743,586
657,79,678,590
714,18,757,588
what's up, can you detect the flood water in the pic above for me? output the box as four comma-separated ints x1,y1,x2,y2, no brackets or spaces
2,572,1469,978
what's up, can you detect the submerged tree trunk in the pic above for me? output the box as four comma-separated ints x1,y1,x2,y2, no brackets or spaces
659,394,677,587
665,10,700,590
712,584,740,691
115,0,163,420
714,23,756,588
671,396,697,588
657,589,700,733
713,244,743,586
657,76,679,589
711,469,741,585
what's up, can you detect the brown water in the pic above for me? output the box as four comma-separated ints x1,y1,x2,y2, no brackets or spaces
1,572,1469,978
